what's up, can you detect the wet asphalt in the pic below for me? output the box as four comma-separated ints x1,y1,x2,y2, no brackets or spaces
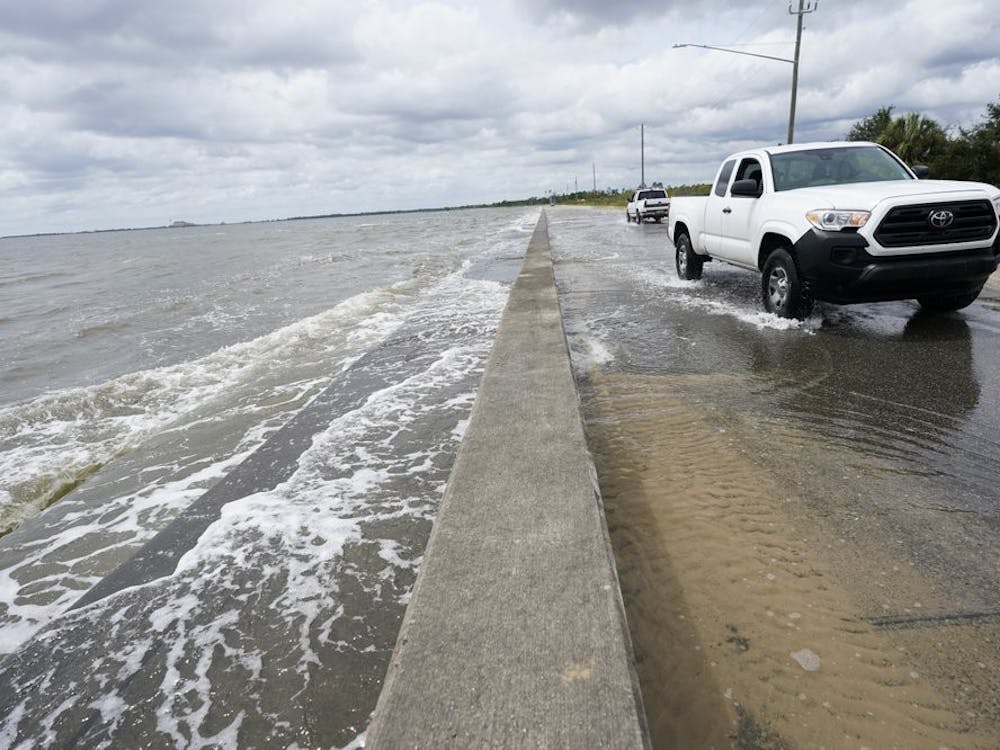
548,206,999,742
551,208,1000,604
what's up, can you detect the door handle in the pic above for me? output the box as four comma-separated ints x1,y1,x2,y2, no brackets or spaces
722,207,732,214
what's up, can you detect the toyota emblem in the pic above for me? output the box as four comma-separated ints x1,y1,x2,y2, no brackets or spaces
929,209,955,228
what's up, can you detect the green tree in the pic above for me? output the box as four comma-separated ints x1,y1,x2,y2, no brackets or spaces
847,106,953,176
952,96,1000,184
846,105,895,142
882,112,950,165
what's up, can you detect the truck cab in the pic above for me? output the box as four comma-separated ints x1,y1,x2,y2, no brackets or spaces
668,142,1000,318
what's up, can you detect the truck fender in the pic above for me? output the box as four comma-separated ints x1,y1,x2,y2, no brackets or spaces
671,219,690,246
754,220,806,270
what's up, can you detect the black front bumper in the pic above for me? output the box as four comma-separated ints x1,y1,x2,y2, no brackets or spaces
792,228,1000,303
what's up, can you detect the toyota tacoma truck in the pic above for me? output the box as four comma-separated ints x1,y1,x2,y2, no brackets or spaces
627,188,671,223
668,141,1000,318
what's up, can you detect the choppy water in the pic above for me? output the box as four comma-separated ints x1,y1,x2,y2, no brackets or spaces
0,208,536,747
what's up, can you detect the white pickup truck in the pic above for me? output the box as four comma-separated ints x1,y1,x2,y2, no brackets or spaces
627,188,671,224
668,141,1000,318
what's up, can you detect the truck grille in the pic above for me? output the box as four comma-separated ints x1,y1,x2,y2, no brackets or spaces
874,200,997,248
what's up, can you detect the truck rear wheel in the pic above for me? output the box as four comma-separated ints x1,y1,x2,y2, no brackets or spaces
675,233,703,280
761,249,812,319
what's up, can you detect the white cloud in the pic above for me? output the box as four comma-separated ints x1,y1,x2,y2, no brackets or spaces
0,0,997,235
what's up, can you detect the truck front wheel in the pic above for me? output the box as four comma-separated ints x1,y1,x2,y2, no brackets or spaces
761,249,812,319
675,234,703,280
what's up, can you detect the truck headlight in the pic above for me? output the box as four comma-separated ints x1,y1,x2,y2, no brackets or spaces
806,210,871,231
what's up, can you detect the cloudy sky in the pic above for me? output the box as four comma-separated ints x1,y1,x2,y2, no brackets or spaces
1,0,998,236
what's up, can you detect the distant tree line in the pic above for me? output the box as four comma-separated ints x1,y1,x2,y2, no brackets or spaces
667,183,712,196
847,95,1000,184
534,183,712,208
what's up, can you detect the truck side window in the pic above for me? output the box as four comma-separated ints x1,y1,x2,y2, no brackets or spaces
734,158,763,194
714,160,736,197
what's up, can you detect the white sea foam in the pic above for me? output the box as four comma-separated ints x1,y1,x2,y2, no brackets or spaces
451,416,471,440
0,210,529,746
0,435,263,655
0,281,414,536
15,320,501,745
0,258,511,750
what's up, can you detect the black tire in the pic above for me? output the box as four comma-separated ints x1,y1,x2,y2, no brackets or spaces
636,211,642,224
675,233,704,280
626,210,632,223
916,288,981,312
761,248,812,319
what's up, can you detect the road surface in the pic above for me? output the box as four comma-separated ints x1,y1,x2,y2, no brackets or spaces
549,206,999,749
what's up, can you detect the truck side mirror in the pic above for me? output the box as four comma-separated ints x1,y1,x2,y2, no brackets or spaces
731,178,762,198
911,165,930,179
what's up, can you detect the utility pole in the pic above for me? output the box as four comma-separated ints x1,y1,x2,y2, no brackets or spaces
787,0,818,144
640,123,645,187
674,2,817,144
592,163,597,192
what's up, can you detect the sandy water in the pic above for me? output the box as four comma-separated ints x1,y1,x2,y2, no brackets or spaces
587,372,996,748
548,205,999,749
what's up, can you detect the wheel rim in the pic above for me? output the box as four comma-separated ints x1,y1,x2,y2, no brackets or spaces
767,267,789,310
677,245,688,276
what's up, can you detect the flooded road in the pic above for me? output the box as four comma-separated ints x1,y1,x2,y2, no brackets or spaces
548,207,1000,749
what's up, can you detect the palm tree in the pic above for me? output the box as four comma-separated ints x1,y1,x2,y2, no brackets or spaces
848,107,949,168
880,112,948,164
847,97,1000,180
846,106,895,142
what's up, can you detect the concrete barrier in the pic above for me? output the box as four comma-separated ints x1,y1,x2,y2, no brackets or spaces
366,213,649,748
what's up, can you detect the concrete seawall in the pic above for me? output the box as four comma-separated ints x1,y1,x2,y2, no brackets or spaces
367,213,649,747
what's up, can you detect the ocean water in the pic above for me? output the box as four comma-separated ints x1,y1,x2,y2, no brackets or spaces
0,208,536,747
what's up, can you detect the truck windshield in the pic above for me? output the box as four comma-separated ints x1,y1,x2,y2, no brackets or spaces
769,146,913,191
